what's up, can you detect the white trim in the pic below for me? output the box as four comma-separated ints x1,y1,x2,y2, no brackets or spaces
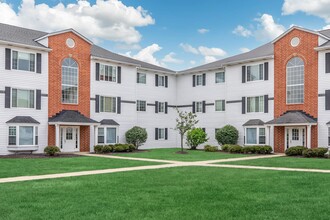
97,126,119,145
49,122,100,126
244,126,266,145
35,29,93,45
0,40,51,52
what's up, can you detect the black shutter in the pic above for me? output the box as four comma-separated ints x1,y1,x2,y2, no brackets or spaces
36,90,41,110
155,74,159,86
117,97,121,114
165,128,168,140
155,128,158,140
192,75,196,87
326,53,330,73
36,53,42,74
202,73,206,86
325,90,330,110
5,48,11,70
202,101,206,113
242,97,246,114
264,62,269,80
95,63,100,81
155,101,158,113
242,66,246,83
165,102,168,114
192,102,196,113
5,87,10,108
264,95,269,113
95,95,100,113
165,76,168,88
117,66,121,84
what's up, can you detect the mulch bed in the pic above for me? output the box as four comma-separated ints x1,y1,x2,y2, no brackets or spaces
95,150,150,155
0,153,82,159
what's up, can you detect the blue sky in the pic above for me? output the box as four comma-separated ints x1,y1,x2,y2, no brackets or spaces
1,0,330,70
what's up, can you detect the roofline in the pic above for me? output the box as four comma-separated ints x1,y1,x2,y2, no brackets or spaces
0,40,52,52
265,123,317,126
35,29,94,45
137,67,176,75
314,45,330,51
91,56,141,67
48,122,100,126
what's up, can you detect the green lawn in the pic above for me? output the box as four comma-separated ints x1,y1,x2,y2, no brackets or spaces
115,148,251,161
0,156,160,178
219,156,330,170
1,166,330,219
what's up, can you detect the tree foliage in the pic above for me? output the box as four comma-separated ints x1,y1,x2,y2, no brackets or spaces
186,128,208,150
215,125,239,145
125,126,148,149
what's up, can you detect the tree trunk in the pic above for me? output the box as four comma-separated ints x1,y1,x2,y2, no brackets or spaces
181,135,184,152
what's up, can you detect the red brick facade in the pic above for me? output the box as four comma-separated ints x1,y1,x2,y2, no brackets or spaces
273,29,319,152
47,32,92,152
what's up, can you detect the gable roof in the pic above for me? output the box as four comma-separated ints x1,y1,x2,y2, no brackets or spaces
35,29,93,45
265,111,317,125
243,119,265,126
100,119,120,126
6,116,40,124
48,110,99,124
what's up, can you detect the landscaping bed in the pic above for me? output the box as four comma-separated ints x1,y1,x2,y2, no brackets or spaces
0,153,81,159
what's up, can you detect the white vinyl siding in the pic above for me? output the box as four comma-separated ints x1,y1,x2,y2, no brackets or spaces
100,96,116,113
247,64,263,82
12,88,34,108
12,51,35,72
100,64,117,82
247,96,264,113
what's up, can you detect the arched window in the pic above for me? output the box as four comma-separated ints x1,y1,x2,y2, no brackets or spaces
61,58,78,104
286,57,304,104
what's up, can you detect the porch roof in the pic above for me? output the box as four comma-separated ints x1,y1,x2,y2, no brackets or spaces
6,116,40,124
243,119,264,126
265,111,317,125
48,110,99,125
100,119,120,126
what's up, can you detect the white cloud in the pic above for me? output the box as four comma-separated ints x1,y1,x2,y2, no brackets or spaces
162,52,183,64
233,25,252,37
198,28,210,34
0,0,155,44
190,60,196,65
204,56,217,63
240,47,251,53
130,44,162,66
180,43,199,54
198,46,227,57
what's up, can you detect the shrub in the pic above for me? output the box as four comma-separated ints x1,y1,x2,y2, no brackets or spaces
242,146,252,154
102,145,113,153
204,145,218,152
257,145,272,154
228,145,243,154
44,146,60,156
285,146,307,156
125,126,148,150
127,144,136,152
113,144,133,152
94,145,104,154
221,144,231,152
216,125,239,145
302,148,328,158
186,128,208,150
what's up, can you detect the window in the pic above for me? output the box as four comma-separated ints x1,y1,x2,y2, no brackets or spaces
195,101,203,113
137,100,146,112
137,73,146,84
12,51,35,72
215,100,225,112
158,75,165,86
62,58,78,104
106,128,117,144
98,128,104,144
100,64,117,82
8,126,38,146
292,128,299,141
158,128,165,140
100,96,116,113
215,72,225,83
12,89,34,108
66,128,73,140
246,127,265,145
286,57,304,104
196,74,203,86
247,64,263,82
158,102,165,113
98,127,117,144
247,96,264,113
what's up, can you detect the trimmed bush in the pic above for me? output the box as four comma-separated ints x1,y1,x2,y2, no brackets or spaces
285,146,307,156
204,145,218,152
242,146,252,154
302,148,328,158
228,145,243,154
113,144,136,152
221,144,231,152
186,128,208,150
94,145,104,154
125,126,148,150
102,145,113,153
216,125,239,145
44,146,60,156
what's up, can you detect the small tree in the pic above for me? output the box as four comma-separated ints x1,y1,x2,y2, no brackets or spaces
174,109,199,152
125,126,148,150
186,128,208,150
216,125,239,145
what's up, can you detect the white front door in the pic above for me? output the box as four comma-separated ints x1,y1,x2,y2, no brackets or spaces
286,127,305,149
60,126,79,152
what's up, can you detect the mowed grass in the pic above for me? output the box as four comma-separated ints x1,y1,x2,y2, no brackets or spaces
219,156,330,170
0,156,160,178
115,148,251,161
1,167,330,220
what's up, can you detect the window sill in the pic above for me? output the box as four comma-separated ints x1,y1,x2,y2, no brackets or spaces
7,145,38,152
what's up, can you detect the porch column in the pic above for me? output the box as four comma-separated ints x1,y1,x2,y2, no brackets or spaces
265,126,270,146
55,124,60,147
91,125,97,153
307,125,312,149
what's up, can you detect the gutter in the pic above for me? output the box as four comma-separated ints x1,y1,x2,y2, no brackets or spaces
0,40,52,52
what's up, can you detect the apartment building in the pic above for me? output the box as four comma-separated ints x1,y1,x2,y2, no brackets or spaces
1,23,330,154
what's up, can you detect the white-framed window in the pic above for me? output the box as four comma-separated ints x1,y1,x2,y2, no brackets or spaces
215,100,225,112
245,127,265,145
286,57,304,104
196,74,203,86
246,64,264,82
97,127,117,144
195,101,203,113
100,64,117,82
158,75,165,87
247,96,264,113
100,96,116,113
62,58,78,104
12,51,35,72
137,100,146,112
215,72,225,83
137,72,146,84
12,88,35,108
158,128,165,140
158,102,165,113
8,125,38,146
